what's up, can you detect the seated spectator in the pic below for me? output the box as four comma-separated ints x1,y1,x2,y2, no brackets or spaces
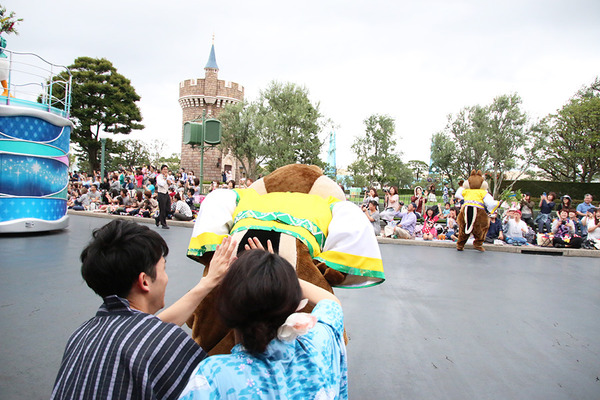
173,193,194,221
576,194,594,236
581,206,599,246
363,199,381,236
485,211,504,243
362,187,379,208
422,207,439,241
380,186,400,224
440,208,458,241
99,176,110,191
109,174,120,192
536,192,556,233
227,180,236,189
145,177,156,195
50,220,238,400
556,194,572,214
185,187,197,211
410,186,426,218
503,209,528,246
568,210,584,237
383,203,417,239
519,192,535,228
441,202,451,217
87,184,101,210
552,209,583,248
179,243,347,400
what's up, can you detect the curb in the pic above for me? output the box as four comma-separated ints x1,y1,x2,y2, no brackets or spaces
68,211,600,258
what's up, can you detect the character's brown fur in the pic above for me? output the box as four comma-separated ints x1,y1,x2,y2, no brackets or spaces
187,164,347,354
456,170,491,252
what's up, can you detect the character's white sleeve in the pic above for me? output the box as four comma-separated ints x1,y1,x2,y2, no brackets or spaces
316,201,384,288
187,189,237,259
455,186,464,200
483,193,500,213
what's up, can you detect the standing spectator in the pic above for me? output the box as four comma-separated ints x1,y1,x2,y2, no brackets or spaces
552,209,583,248
536,192,556,233
363,200,381,236
519,192,535,228
427,185,437,203
442,183,448,203
384,203,417,239
134,168,144,189
503,209,528,246
410,186,426,218
156,164,173,229
173,193,194,221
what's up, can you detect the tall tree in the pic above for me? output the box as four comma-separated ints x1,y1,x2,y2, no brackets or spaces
350,114,410,188
486,94,529,197
51,57,144,173
407,160,430,183
258,81,323,171
532,78,600,183
218,101,267,179
429,132,459,188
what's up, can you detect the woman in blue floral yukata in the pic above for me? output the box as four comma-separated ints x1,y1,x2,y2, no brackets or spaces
179,238,347,400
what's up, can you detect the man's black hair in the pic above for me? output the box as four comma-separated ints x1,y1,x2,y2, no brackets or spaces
81,220,169,298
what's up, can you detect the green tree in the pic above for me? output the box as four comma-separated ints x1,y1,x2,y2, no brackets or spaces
533,78,600,183
218,101,267,179
429,131,459,188
350,114,410,188
107,139,151,170
486,94,529,197
258,81,323,171
407,160,430,183
52,57,144,173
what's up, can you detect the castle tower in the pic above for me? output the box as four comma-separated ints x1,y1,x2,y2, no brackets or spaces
179,40,245,183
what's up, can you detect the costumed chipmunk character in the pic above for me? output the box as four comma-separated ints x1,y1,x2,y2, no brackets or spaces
186,164,385,355
455,170,499,251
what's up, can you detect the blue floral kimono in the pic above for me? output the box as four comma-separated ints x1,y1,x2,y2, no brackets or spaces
178,300,348,400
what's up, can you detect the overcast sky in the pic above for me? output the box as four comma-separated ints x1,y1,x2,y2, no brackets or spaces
8,0,600,169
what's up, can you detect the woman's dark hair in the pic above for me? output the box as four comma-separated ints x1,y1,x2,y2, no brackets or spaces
174,192,182,201
135,190,143,202
149,177,156,186
228,180,236,188
81,220,168,298
389,186,397,195
547,192,557,201
217,250,302,354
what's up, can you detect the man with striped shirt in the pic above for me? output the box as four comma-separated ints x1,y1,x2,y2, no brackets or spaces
51,220,237,399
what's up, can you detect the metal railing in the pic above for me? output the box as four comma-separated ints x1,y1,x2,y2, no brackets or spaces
0,48,72,117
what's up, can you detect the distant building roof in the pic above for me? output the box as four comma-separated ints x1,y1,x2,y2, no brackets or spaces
205,44,219,70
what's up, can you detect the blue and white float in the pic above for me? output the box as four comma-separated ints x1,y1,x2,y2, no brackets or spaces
0,49,73,232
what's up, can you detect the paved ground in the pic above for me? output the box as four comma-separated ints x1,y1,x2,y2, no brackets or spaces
1,215,599,399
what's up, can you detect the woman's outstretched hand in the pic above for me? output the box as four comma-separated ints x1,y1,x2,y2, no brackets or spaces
244,237,274,253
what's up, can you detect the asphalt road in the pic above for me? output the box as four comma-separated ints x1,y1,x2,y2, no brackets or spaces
1,215,599,399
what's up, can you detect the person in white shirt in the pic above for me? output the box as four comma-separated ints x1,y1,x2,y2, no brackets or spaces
503,209,528,246
155,165,173,229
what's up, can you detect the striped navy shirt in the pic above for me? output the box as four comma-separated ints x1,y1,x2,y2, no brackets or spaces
51,295,207,399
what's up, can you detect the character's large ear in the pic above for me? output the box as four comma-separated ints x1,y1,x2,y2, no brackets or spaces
471,170,476,176
309,175,345,201
477,170,483,176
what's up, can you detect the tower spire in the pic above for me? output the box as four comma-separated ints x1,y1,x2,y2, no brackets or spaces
205,37,219,70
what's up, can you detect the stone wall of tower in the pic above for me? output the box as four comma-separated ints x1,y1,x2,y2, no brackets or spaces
179,71,245,183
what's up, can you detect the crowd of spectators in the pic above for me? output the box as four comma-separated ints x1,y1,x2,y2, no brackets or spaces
366,186,599,250
66,166,254,224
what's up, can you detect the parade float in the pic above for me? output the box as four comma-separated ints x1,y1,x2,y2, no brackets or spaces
0,9,73,233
